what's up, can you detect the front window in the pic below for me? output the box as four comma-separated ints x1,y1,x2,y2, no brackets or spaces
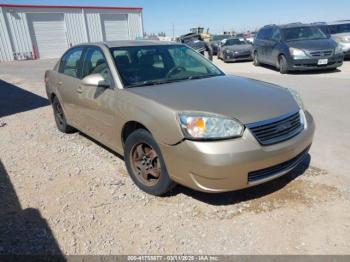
329,23,350,34
282,26,329,41
110,45,224,88
81,47,111,81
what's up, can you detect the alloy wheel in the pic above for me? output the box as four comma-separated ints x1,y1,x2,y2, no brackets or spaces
130,143,161,187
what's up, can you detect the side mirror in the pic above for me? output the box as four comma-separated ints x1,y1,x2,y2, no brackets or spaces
81,74,110,88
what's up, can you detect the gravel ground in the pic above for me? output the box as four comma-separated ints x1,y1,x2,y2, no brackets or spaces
0,59,350,255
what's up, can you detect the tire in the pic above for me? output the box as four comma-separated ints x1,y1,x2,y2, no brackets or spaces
279,55,289,74
253,51,260,66
52,96,75,133
124,129,176,196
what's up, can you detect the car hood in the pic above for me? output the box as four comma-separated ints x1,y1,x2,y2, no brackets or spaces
127,76,299,124
332,32,350,37
224,44,252,52
286,38,337,50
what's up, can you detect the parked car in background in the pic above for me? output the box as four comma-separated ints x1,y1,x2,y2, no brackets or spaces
210,35,229,55
245,33,256,44
45,41,314,196
253,23,344,74
178,32,213,60
218,38,253,62
327,20,350,58
235,33,246,41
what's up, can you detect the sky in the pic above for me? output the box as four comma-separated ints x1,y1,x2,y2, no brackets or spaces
2,0,350,36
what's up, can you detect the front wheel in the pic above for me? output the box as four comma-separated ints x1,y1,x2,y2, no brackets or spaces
124,129,176,196
279,55,289,74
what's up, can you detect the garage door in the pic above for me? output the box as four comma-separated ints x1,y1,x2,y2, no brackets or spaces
28,13,68,59
101,14,129,41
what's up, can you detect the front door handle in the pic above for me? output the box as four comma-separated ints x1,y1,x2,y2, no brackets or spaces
76,86,83,93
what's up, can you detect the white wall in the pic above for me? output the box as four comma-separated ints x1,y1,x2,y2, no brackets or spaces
0,6,143,62
0,7,13,62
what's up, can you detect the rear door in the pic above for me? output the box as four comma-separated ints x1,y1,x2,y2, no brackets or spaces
260,27,274,63
265,27,281,65
57,47,84,128
77,47,117,145
254,29,268,62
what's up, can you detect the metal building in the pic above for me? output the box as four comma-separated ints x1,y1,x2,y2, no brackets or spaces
0,4,144,62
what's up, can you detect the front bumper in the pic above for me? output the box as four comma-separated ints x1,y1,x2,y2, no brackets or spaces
288,54,344,71
224,52,252,62
160,111,315,193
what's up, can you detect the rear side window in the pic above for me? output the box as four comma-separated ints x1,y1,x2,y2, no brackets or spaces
59,48,83,78
256,29,264,40
264,28,273,40
256,28,273,40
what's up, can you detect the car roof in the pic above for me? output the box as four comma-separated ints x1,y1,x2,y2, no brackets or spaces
262,22,316,29
327,20,350,25
77,40,179,48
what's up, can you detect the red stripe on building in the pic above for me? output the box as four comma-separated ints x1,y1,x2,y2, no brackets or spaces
0,3,143,11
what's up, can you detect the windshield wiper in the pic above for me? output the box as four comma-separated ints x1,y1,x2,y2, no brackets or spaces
127,80,168,88
126,75,220,88
127,79,186,88
187,74,219,80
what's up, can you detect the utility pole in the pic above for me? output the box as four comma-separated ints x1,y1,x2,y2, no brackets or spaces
172,23,175,40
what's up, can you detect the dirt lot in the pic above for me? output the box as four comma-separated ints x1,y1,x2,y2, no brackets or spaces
1,59,350,255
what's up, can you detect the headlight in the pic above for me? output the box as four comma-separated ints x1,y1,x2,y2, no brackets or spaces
335,36,350,43
178,112,244,140
335,45,344,54
289,47,308,59
287,88,304,110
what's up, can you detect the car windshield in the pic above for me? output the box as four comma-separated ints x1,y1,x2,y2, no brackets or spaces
329,23,350,34
110,45,224,88
225,39,247,45
282,26,329,41
212,35,227,41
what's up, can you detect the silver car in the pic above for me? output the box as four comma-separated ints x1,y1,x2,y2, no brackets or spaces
328,20,350,58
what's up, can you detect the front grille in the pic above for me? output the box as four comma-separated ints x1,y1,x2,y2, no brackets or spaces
248,145,310,183
235,53,251,59
247,111,304,145
308,49,333,57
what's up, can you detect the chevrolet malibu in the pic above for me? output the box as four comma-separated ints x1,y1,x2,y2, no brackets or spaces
45,41,315,196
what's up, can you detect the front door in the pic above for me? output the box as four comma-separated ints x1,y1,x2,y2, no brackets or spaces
77,47,117,146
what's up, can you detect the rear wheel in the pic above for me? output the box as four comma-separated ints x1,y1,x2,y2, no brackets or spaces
124,129,176,196
253,51,260,66
52,96,75,133
279,55,289,74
